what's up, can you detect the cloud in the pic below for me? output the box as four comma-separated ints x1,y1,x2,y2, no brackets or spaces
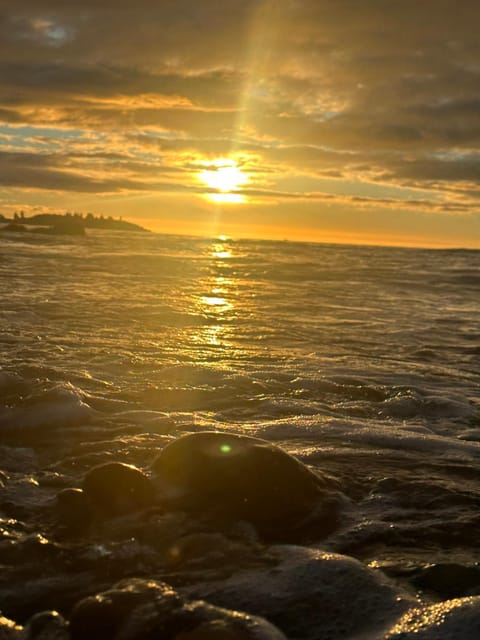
0,0,479,242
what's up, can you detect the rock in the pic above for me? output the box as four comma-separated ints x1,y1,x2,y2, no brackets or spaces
0,470,8,487
183,545,414,640
0,616,23,639
69,579,180,640
24,611,69,640
151,432,336,536
120,599,287,640
385,596,480,639
55,488,92,529
70,578,286,640
82,462,155,516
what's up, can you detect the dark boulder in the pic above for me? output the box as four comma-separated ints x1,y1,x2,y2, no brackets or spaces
151,432,337,536
82,462,155,516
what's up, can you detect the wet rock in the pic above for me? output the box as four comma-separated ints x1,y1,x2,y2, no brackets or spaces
0,533,59,566
183,545,414,640
385,596,480,639
82,462,155,516
0,616,23,639
37,472,66,488
151,432,336,537
55,488,92,530
70,578,286,640
70,579,180,640
0,476,49,518
24,611,68,640
120,599,287,640
0,572,102,624
0,470,8,487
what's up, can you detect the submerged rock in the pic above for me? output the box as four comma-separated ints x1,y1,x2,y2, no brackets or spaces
82,462,155,516
70,578,286,640
24,611,68,640
151,432,336,536
0,616,23,639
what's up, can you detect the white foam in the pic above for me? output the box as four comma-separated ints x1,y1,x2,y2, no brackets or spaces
251,415,480,461
0,382,94,430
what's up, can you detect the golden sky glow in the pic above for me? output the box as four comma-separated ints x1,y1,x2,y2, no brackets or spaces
0,1,479,247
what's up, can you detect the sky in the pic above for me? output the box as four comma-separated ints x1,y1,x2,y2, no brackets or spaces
0,0,479,247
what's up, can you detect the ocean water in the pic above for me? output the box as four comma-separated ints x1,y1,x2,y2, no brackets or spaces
1,229,480,638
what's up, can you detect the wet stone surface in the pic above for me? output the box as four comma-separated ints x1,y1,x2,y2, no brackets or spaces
3,431,480,639
82,462,156,517
151,431,340,539
69,578,287,640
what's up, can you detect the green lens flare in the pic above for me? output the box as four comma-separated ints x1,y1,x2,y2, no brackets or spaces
220,444,232,454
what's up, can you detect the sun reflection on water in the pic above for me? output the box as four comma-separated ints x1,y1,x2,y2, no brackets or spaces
196,324,224,347
190,242,238,360
201,295,232,310
211,243,232,259
212,249,232,259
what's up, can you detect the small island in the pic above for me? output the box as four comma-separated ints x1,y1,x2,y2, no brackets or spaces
0,211,150,236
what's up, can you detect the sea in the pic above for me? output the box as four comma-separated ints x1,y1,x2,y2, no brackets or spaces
1,229,480,639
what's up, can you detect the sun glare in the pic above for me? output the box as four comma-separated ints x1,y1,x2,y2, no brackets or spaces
198,158,248,204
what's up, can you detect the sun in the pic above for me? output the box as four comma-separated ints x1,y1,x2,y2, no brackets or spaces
198,158,248,203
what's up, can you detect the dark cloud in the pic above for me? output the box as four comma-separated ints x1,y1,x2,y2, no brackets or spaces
0,150,188,193
0,150,129,192
0,63,243,109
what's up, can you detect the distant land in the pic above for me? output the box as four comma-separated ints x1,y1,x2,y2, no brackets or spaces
0,212,150,235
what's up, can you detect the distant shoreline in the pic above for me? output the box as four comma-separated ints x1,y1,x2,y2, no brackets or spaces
0,212,150,235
